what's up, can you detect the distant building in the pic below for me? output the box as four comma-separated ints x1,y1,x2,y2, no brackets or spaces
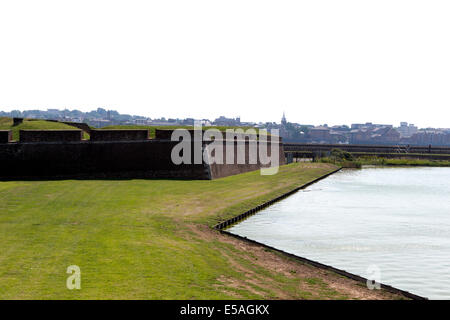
349,125,399,144
330,125,350,133
397,122,418,138
87,119,111,128
149,119,179,126
351,123,371,130
134,119,151,125
201,119,212,126
213,116,241,126
328,132,347,143
406,129,450,146
70,117,83,123
308,126,331,142
349,128,371,144
371,126,400,144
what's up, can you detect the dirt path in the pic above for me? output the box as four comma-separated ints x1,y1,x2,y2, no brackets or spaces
188,224,408,300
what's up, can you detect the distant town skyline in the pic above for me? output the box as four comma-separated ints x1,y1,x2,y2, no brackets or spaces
2,107,449,146
0,107,445,130
0,106,448,129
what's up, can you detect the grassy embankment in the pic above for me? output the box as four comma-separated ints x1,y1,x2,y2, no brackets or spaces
318,156,450,167
0,117,89,140
0,163,404,299
102,124,264,138
0,117,266,141
355,156,450,167
315,148,450,168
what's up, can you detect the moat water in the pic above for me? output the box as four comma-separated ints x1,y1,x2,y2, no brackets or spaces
229,167,450,299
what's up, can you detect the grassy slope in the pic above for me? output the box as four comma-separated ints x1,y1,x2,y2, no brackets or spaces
101,125,261,139
0,118,266,141
317,156,450,168
0,163,329,298
0,118,83,141
356,157,450,167
0,163,404,300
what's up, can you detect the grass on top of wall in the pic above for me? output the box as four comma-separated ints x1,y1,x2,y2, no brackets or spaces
101,125,265,139
0,118,268,141
0,118,87,141
356,156,450,167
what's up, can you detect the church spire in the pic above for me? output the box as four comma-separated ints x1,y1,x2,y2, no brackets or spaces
281,112,287,125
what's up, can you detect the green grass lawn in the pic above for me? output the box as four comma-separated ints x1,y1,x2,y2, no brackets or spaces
0,117,268,141
317,155,450,168
0,118,84,141
0,163,403,300
356,156,450,167
102,124,192,138
101,125,266,139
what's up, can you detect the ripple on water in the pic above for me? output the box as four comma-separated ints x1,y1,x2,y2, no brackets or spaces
229,167,450,299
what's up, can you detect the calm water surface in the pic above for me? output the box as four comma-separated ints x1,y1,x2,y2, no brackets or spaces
229,167,450,299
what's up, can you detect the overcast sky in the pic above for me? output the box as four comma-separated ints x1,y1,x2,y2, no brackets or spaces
1,1,449,128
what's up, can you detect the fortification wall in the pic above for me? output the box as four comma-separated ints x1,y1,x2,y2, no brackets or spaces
0,130,12,144
90,129,149,141
19,130,83,142
155,129,182,140
62,122,92,134
207,140,286,179
155,128,267,141
13,118,23,126
0,140,209,180
0,129,286,180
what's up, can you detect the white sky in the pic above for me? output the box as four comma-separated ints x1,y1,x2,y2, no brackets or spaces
0,1,449,128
